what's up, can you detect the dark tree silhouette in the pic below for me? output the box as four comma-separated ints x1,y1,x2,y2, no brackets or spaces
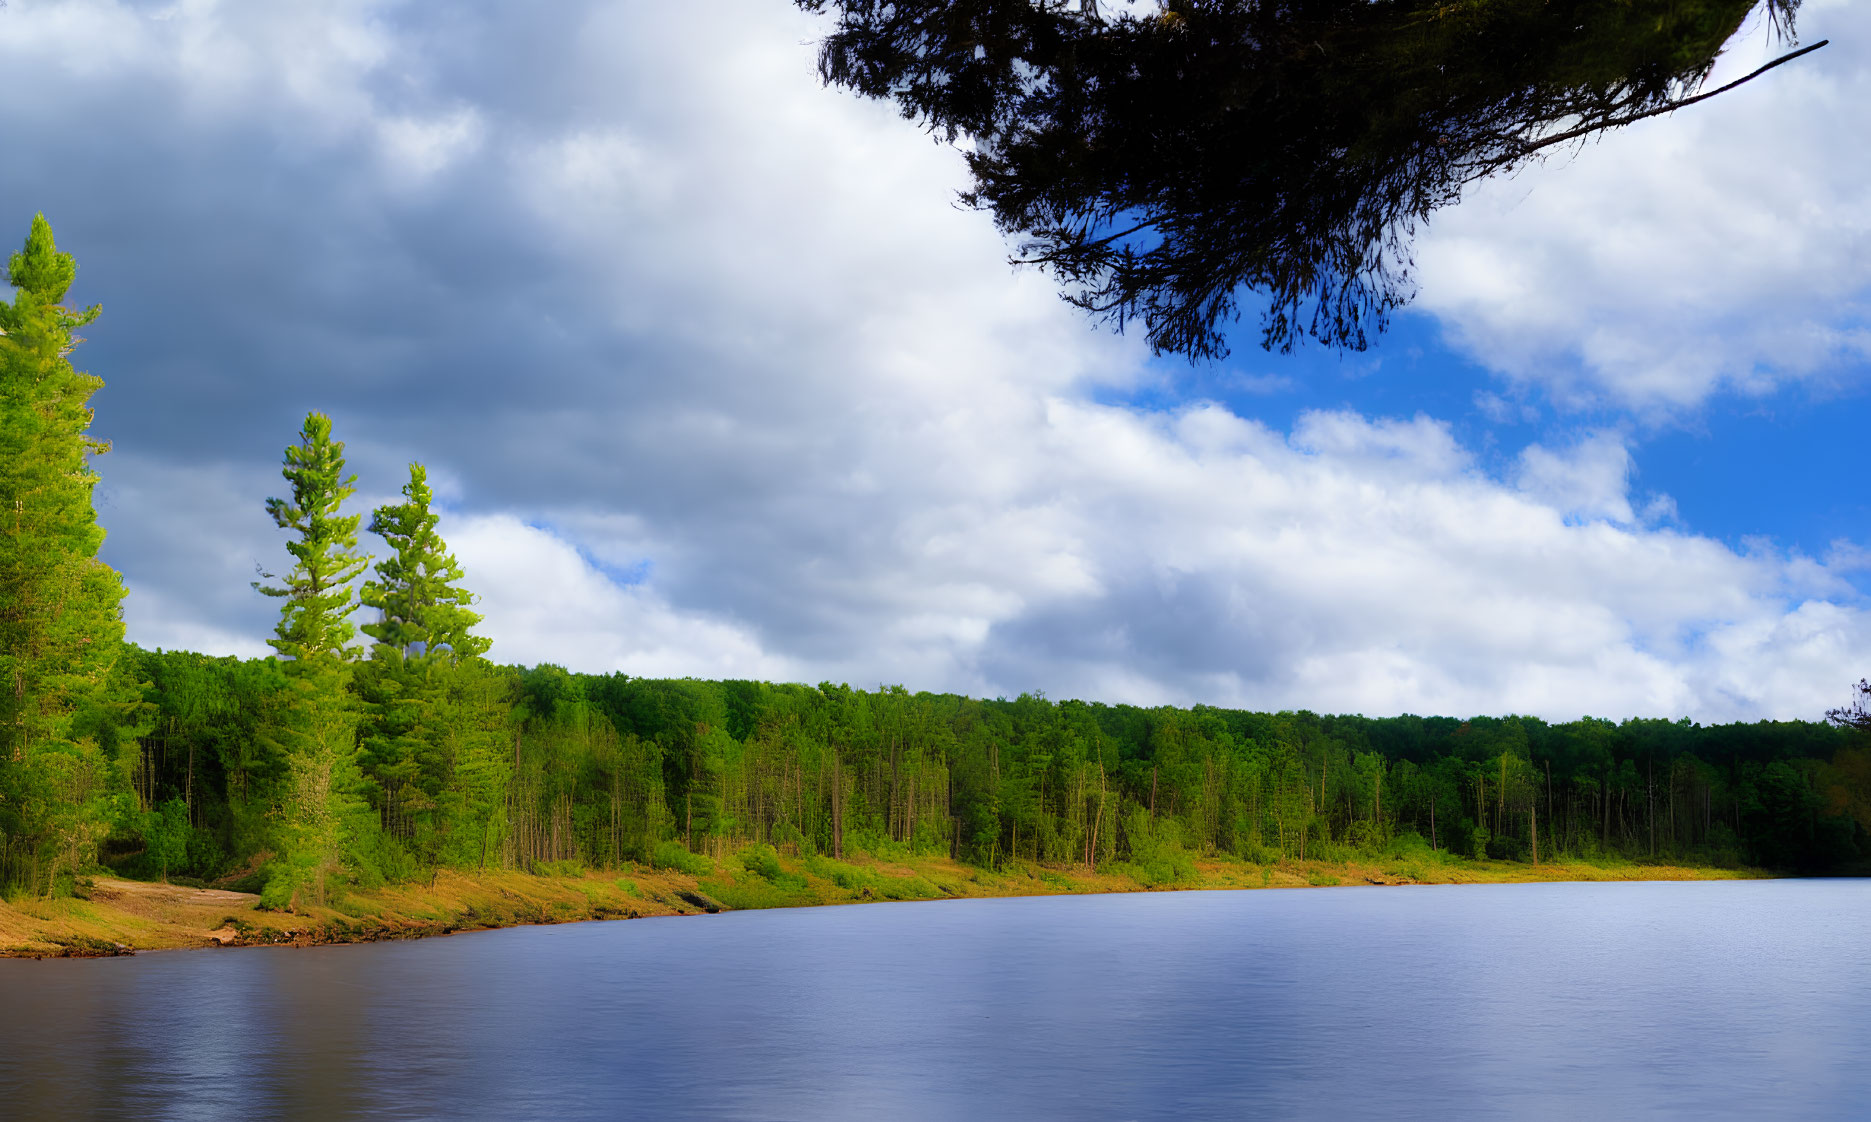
1828,680,1871,732
797,0,1816,359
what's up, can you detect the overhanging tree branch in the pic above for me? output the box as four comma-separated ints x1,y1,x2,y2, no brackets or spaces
1479,39,1830,169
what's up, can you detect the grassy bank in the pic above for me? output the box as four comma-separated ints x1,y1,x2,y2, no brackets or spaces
0,848,1767,958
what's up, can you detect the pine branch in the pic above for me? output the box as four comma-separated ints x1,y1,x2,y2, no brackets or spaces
1479,39,1830,169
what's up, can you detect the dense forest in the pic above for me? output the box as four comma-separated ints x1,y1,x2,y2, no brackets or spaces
111,655,1871,900
4,214,1870,907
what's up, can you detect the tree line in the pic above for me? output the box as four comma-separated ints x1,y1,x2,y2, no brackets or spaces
4,214,1869,906
115,658,1871,898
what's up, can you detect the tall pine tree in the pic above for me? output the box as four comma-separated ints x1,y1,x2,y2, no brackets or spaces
361,463,489,666
0,215,136,895
253,411,371,907
356,463,504,866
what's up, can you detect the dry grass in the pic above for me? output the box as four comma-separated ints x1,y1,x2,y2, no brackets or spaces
0,850,1765,958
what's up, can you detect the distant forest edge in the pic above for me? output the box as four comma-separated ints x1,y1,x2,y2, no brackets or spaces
119,654,1871,897
4,217,1871,907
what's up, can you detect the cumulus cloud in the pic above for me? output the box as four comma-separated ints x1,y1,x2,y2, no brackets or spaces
1514,431,1639,524
1414,0,1871,413
9,0,1868,724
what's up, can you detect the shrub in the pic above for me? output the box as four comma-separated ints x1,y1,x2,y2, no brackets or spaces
653,841,714,877
1237,841,1280,865
1117,810,1197,886
736,844,807,891
1486,835,1528,862
1382,831,1450,865
805,853,876,892
703,875,803,911
770,822,815,856
875,875,939,901
1468,827,1491,860
1345,821,1384,850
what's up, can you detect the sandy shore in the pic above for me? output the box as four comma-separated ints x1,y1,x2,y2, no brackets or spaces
0,852,1763,958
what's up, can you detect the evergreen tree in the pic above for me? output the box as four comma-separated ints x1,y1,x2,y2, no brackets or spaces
356,462,500,865
253,411,371,908
255,412,370,663
800,0,1811,358
0,215,136,895
360,463,489,666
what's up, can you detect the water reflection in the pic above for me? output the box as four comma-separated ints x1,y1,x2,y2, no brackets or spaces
3,879,1868,1120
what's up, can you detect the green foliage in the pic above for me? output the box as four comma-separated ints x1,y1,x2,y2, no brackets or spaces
344,824,420,888
874,874,941,901
801,0,1802,359
362,463,490,665
258,868,299,912
805,853,877,892
141,799,190,882
1468,827,1492,861
736,843,808,891
254,412,369,662
1110,809,1197,886
100,650,1871,893
0,215,136,896
1486,834,1529,862
703,872,809,911
653,840,714,877
253,412,372,909
353,465,504,870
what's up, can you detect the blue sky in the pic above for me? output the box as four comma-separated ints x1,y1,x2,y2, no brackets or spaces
1119,307,1871,568
2,0,1867,723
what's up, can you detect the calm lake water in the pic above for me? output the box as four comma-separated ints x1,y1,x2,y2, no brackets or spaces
3,879,1868,1120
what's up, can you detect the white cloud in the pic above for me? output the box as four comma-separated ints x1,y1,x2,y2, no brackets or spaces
1415,0,1871,413
377,107,484,184
439,397,1868,724
444,514,797,681
1515,431,1639,524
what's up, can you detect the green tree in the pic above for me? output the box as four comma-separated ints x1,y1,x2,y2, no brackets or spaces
255,412,371,664
253,411,371,908
355,462,500,865
361,463,489,665
800,1,1810,359
0,214,135,895
143,797,190,883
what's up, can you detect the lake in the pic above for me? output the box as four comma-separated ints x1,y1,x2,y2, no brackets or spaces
3,879,1868,1119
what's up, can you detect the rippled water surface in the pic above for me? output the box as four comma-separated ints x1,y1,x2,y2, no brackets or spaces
3,879,1869,1119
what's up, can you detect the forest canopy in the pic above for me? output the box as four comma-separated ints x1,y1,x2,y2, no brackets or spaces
796,0,1812,358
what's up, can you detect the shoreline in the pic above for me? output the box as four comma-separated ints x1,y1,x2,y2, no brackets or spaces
0,851,1769,958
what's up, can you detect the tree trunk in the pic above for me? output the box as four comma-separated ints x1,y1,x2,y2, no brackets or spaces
833,750,843,860
1496,754,1506,834
1545,760,1555,858
1321,753,1330,837
890,736,900,843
